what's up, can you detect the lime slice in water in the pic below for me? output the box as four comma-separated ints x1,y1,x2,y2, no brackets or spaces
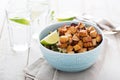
40,30,59,45
9,17,30,25
57,16,76,22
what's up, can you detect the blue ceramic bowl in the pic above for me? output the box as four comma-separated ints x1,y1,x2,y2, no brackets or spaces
39,21,104,72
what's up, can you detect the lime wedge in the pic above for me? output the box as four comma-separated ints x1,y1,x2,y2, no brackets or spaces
9,17,30,25
57,16,76,22
40,30,59,45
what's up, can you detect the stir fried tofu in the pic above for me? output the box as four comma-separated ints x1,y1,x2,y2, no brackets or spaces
82,36,92,42
58,26,67,36
88,47,94,51
72,34,79,41
83,42,93,48
92,39,97,46
68,37,73,44
78,48,87,53
73,44,81,51
87,26,96,32
71,41,78,46
77,40,83,47
67,45,73,53
96,34,102,43
90,30,97,38
43,22,102,54
79,30,88,37
68,26,77,34
65,32,72,38
78,22,85,29
60,36,69,43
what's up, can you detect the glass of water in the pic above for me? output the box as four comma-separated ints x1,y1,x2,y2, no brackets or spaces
6,10,31,52
28,0,50,39
0,10,6,39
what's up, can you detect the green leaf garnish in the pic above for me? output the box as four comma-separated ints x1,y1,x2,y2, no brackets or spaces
9,17,30,25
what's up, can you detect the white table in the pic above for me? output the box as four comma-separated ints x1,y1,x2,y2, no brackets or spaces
0,0,120,80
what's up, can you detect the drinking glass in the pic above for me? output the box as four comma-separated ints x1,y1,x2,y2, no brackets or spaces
6,10,31,52
28,0,50,39
0,10,6,39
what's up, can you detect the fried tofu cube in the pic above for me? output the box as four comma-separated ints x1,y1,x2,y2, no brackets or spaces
71,40,79,46
68,26,77,34
88,47,94,51
57,42,68,48
68,37,73,44
72,34,79,41
79,30,88,37
65,32,72,38
87,26,96,32
78,48,87,53
73,44,81,51
77,40,83,47
96,34,102,43
90,30,97,38
60,36,69,43
67,45,73,53
78,22,85,29
92,39,97,46
82,36,92,42
83,42,93,48
58,26,67,36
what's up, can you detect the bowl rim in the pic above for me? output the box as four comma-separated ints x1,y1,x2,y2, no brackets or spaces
39,21,104,56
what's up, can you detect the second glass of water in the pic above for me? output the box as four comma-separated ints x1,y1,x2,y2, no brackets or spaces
6,10,31,52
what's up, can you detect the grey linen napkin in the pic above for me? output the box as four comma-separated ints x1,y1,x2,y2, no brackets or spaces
24,38,108,80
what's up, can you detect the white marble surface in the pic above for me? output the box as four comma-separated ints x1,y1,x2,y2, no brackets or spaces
0,0,120,80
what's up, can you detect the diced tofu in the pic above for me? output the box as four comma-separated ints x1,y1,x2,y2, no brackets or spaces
67,45,73,53
87,26,96,32
68,26,77,34
78,48,87,53
96,34,102,43
90,30,97,38
78,22,85,29
55,22,102,53
82,36,92,42
65,32,72,38
72,34,79,41
88,47,94,51
68,37,73,44
79,30,88,37
73,44,81,51
83,42,93,48
71,41,78,46
92,39,97,46
77,40,83,47
60,36,69,43
58,26,67,36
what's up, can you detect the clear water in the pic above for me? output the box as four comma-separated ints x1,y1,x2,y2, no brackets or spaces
28,0,50,40
9,21,31,52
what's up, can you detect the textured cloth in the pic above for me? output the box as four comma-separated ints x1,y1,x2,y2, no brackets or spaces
24,39,108,80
